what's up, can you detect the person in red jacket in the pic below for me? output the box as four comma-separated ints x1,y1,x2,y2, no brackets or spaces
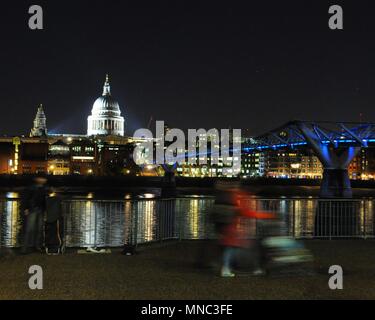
213,183,275,277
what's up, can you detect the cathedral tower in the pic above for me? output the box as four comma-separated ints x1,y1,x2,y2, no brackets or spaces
30,104,48,137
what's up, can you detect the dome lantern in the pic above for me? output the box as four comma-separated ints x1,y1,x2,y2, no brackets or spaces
102,74,111,96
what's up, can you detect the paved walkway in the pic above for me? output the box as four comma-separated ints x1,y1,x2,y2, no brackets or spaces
0,240,374,300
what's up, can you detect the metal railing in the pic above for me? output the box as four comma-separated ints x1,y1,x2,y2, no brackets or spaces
62,199,182,247
0,197,374,248
239,198,374,239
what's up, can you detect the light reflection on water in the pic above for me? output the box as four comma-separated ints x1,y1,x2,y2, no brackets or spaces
189,200,199,239
1,196,374,248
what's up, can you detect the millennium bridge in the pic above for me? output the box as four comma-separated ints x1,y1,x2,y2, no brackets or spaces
244,120,375,198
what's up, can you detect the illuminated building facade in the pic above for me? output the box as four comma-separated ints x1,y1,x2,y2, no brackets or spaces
349,149,375,180
241,152,261,178
261,150,323,179
0,140,16,174
241,138,263,178
0,137,48,175
70,139,97,175
96,142,136,176
174,132,241,178
48,140,70,175
20,140,49,174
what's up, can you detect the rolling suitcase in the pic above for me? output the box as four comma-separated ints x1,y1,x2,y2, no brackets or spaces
45,195,65,255
45,219,65,255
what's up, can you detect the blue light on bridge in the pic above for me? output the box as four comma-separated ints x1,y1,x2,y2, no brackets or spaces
244,138,375,152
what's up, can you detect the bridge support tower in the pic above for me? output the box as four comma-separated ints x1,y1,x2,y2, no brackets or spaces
298,122,361,198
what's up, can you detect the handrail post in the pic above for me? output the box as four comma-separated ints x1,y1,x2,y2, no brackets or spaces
363,200,366,239
178,200,182,241
159,201,163,243
292,200,296,238
329,201,332,241
0,200,2,250
133,204,138,249
94,202,97,248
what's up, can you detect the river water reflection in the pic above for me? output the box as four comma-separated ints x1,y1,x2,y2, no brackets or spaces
0,193,374,247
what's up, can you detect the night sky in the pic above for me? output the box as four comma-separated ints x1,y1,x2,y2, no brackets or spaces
0,1,374,136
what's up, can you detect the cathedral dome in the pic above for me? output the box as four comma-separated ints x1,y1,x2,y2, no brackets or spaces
92,96,121,116
87,75,125,136
91,77,122,117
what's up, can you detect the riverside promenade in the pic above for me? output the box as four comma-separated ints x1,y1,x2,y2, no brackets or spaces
0,240,375,300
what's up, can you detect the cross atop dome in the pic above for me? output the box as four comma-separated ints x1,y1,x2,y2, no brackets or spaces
102,74,111,96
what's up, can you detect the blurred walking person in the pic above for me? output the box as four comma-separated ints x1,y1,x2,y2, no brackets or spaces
21,175,48,254
210,181,243,277
211,181,273,277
